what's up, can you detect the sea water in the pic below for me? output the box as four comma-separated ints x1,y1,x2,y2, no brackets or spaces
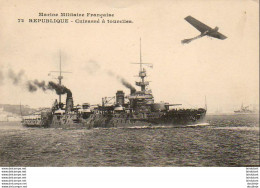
0,114,258,166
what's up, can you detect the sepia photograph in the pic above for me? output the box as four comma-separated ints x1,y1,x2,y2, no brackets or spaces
0,0,259,170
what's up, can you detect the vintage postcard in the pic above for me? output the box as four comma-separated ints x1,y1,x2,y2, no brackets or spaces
0,0,259,170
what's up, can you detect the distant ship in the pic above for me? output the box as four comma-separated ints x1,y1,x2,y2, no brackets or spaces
21,41,207,128
234,104,257,114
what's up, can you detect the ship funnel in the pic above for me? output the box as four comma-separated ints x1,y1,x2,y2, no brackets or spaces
116,90,125,105
65,91,73,112
130,89,136,95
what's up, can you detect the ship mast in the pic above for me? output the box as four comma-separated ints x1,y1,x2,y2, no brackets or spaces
140,38,142,72
49,51,72,104
129,39,154,106
132,38,152,92
137,38,150,92
58,52,62,103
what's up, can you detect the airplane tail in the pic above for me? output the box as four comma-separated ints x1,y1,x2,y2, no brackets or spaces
181,38,193,44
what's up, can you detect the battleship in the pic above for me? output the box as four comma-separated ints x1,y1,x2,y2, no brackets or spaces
21,42,207,128
234,104,257,114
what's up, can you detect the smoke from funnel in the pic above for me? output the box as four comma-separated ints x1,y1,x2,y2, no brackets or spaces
85,60,101,74
85,60,136,92
120,78,136,92
34,80,47,91
3,69,72,97
26,80,72,97
8,69,25,85
107,70,136,92
27,81,38,92
48,81,72,97
27,79,47,92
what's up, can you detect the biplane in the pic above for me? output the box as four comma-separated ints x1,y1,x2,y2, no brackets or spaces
182,16,227,44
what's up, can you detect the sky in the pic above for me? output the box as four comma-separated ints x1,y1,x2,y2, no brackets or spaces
0,0,259,113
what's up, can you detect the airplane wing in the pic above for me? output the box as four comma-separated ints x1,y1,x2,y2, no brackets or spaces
184,16,212,33
208,32,227,40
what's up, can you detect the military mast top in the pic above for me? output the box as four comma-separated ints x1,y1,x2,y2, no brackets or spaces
49,51,72,104
58,52,62,103
133,38,152,92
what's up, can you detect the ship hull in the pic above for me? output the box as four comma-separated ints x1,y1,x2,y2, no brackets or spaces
62,108,207,128
234,110,257,115
22,109,207,129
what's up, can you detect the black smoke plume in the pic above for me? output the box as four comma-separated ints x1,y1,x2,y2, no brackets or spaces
85,60,136,92
107,71,136,92
8,69,25,85
27,80,47,92
26,79,72,98
34,80,47,91
48,81,72,97
27,81,38,92
3,68,72,97
26,80,72,96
